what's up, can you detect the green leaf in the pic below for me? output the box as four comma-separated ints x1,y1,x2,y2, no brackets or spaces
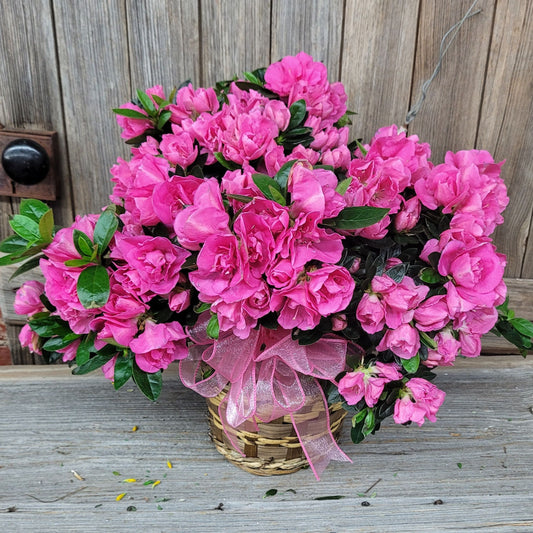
509,318,533,339
419,331,438,350
243,71,263,85
113,355,133,390
314,495,346,501
10,254,44,279
283,126,313,138
233,81,277,99
351,419,366,444
362,409,376,437
194,301,211,314
29,316,71,338
73,229,95,258
150,94,169,107
0,253,25,266
335,177,352,195
72,353,114,375
401,353,420,374
226,193,254,204
77,265,110,309
136,89,157,116
9,215,41,242
385,263,407,283
93,208,118,256
493,320,531,355
287,99,307,130
132,363,162,401
418,267,447,284
156,110,172,130
334,112,353,128
76,333,96,366
42,334,80,351
268,185,286,206
38,209,54,242
322,206,389,230
273,159,298,192
252,174,283,203
353,408,367,425
20,199,50,223
263,489,278,498
64,259,93,268
355,139,368,156
112,108,150,119
206,313,220,340
214,152,240,170
0,234,29,253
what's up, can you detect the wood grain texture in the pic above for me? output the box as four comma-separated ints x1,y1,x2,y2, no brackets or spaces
477,0,533,278
340,0,420,143
126,0,201,89
0,0,73,235
0,356,532,531
271,0,344,80
52,0,131,214
200,0,271,86
408,0,495,163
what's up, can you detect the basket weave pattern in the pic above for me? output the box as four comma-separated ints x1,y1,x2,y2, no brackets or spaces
206,390,346,476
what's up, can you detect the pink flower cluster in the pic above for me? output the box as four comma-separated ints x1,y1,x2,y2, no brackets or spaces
344,125,431,239
181,164,354,338
338,129,508,427
13,53,513,436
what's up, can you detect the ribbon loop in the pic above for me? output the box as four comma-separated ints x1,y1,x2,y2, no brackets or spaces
181,325,351,479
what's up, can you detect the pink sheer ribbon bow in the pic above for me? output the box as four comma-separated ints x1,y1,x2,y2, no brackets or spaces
179,319,352,479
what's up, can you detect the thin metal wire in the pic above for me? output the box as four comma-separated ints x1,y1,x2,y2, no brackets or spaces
405,0,482,125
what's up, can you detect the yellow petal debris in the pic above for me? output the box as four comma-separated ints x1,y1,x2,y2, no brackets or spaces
116,492,127,501
166,460,173,469
123,478,137,483
71,470,85,481
132,426,138,432
152,480,161,489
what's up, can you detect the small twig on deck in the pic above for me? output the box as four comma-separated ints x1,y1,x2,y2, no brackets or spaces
25,486,87,503
0,506,17,513
364,478,382,494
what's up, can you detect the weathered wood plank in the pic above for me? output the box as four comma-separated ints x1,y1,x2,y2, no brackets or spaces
0,356,531,531
271,0,344,80
476,0,533,278
0,0,73,236
408,0,496,162
52,0,131,214
126,0,201,89
340,0,420,143
200,0,271,86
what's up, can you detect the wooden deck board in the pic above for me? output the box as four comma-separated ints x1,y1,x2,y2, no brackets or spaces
0,356,532,532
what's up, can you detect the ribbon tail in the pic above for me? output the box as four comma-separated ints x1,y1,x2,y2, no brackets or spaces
217,393,259,458
290,377,351,481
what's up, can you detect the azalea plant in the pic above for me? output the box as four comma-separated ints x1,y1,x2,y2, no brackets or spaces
2,53,531,467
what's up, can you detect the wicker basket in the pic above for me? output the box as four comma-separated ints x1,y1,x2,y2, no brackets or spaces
206,390,346,476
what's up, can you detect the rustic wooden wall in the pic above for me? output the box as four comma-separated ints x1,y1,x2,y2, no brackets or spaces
1,0,532,362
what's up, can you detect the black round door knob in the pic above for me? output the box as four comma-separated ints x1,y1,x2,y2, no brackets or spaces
1,139,50,185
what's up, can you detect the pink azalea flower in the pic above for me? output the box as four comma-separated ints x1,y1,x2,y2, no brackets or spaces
159,126,198,169
129,320,188,373
173,178,230,250
339,361,403,407
189,233,260,304
356,293,386,334
376,323,420,360
14,280,45,316
394,378,446,426
115,102,152,140
111,234,190,298
19,324,41,355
